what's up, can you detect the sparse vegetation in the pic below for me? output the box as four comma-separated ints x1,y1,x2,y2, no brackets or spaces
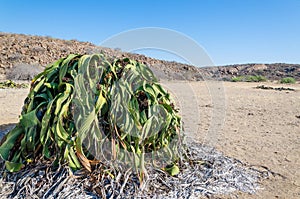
231,75,267,82
231,76,244,82
255,85,295,91
0,80,29,89
280,77,296,84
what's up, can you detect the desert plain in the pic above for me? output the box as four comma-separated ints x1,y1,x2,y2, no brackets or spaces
0,80,299,198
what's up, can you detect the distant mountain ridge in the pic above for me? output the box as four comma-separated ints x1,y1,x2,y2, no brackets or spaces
0,32,299,81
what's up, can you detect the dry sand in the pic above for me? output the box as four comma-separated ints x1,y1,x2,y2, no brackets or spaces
0,81,299,198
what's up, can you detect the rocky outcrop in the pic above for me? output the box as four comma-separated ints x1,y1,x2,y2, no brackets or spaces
199,63,300,81
0,32,299,81
0,32,201,81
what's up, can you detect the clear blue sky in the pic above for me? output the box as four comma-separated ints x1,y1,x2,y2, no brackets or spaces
0,0,299,66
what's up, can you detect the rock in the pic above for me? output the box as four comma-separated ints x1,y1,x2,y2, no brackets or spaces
0,33,299,81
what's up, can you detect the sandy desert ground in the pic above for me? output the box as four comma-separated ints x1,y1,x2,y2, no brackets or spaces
0,81,299,198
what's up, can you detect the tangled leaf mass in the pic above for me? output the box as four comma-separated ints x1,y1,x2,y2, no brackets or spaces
0,143,275,198
0,54,181,180
0,54,272,198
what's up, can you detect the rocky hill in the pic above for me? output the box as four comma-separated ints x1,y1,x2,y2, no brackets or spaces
201,63,300,81
0,32,299,81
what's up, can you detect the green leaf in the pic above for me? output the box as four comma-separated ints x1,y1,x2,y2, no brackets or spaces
164,164,180,176
5,161,24,172
137,63,157,82
95,89,106,113
54,83,72,115
56,119,70,144
0,125,23,160
59,54,78,84
143,82,157,99
40,100,55,144
68,146,81,170
19,111,39,128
